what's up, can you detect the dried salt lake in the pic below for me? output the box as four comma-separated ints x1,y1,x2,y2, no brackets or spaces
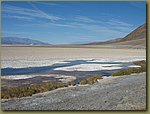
1,46,146,85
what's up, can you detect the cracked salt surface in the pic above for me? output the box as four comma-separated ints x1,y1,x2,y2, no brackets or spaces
1,56,145,69
1,58,145,80
54,64,123,71
1,74,76,82
1,59,70,68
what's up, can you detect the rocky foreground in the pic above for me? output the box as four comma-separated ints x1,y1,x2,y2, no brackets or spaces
1,72,146,110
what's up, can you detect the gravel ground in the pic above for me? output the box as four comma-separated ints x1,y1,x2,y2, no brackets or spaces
1,72,146,110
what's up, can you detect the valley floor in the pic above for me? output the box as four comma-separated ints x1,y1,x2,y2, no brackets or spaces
1,46,146,110
1,46,146,68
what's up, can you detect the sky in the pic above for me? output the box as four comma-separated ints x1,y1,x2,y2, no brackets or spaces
2,1,146,44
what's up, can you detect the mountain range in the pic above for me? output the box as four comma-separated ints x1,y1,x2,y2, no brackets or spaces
114,23,146,47
2,37,50,45
85,23,146,48
2,23,146,48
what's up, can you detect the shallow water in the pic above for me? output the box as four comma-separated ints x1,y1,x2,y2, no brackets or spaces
2,59,134,76
1,59,142,86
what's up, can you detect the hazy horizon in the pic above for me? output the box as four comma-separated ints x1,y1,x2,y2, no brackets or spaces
2,1,146,44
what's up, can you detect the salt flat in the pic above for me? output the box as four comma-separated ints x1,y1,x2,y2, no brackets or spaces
1,46,146,68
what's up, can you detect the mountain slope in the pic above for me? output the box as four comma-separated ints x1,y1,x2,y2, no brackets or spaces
119,23,146,42
2,37,51,45
86,38,122,45
85,23,146,48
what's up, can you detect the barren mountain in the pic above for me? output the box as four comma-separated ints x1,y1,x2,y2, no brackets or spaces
120,23,146,42
85,23,146,48
85,38,122,45
2,37,51,46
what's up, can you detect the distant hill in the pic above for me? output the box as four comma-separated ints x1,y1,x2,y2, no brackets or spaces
85,23,146,48
86,37,122,45
2,37,51,45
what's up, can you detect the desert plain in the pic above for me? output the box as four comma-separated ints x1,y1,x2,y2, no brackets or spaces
1,45,146,68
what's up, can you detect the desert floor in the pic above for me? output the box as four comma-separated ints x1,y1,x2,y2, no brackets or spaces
1,46,146,68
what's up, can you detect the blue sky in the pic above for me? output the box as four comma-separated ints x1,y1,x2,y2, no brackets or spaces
2,1,146,44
